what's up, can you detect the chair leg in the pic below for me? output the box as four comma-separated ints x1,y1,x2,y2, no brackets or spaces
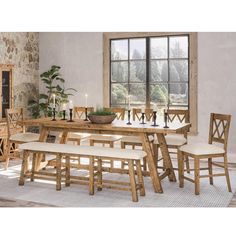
89,156,95,195
109,142,114,168
121,142,126,169
65,155,70,187
223,154,232,192
56,154,62,191
185,156,190,173
178,150,184,188
30,153,36,182
128,160,138,202
208,158,213,185
4,140,11,170
97,158,103,191
19,150,29,186
194,158,200,195
77,140,81,166
135,160,145,196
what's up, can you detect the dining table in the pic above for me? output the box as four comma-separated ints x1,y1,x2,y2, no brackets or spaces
19,117,191,193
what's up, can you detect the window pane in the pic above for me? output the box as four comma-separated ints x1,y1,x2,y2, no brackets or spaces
130,83,146,105
150,84,168,104
130,38,146,59
151,37,168,59
169,83,188,106
150,60,168,82
170,60,188,82
111,40,128,60
111,83,128,105
111,62,128,83
169,36,188,58
130,61,146,82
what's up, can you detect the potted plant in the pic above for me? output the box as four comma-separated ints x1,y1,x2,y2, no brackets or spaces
88,108,116,124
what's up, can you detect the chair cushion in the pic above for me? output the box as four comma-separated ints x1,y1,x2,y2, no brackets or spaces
59,132,91,140
89,134,122,142
179,143,225,155
154,134,187,146
19,142,147,160
10,132,40,142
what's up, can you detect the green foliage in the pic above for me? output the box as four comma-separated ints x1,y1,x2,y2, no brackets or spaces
28,65,76,118
89,108,115,116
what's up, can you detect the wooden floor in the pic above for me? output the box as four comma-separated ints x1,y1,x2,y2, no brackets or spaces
0,197,56,207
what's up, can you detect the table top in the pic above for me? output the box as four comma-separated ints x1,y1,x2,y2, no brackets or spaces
20,118,191,135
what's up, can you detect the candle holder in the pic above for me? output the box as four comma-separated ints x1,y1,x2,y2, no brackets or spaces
126,110,132,125
61,110,66,120
67,108,74,122
163,111,169,128
84,107,88,121
140,112,146,124
51,107,56,121
151,111,158,127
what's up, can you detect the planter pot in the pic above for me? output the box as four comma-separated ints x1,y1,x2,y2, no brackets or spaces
88,114,116,124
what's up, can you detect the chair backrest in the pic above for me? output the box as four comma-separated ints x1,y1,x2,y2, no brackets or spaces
208,113,231,151
5,108,24,137
132,108,153,121
74,107,94,119
104,107,125,120
167,109,190,123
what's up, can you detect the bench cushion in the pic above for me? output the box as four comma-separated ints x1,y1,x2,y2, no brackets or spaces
19,142,146,160
10,132,40,142
89,134,122,142
179,143,225,155
59,132,91,140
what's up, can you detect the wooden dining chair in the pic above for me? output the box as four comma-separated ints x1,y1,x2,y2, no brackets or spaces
154,109,190,172
4,108,40,169
88,107,125,168
178,113,231,195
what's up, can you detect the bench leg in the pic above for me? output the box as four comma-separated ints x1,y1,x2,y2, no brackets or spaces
30,153,36,182
56,154,62,191
97,158,103,191
135,160,145,196
178,150,184,188
19,150,29,186
120,142,126,169
109,141,114,168
128,160,138,202
89,156,95,195
65,155,70,187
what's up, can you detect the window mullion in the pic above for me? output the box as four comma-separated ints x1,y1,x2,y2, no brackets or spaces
146,37,150,107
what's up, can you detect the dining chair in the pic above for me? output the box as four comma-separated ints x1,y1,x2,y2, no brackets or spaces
120,108,154,170
154,109,190,172
4,108,40,169
88,107,125,168
178,113,231,195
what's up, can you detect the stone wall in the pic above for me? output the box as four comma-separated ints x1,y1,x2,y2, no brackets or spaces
0,32,39,117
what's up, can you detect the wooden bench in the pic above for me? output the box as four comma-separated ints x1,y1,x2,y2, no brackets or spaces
19,142,146,202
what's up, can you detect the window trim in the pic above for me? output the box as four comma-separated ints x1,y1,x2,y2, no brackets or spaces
103,32,198,134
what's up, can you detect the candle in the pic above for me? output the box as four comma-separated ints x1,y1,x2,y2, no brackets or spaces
69,100,73,109
62,103,66,111
127,95,131,110
141,105,145,113
52,94,56,108
85,94,88,107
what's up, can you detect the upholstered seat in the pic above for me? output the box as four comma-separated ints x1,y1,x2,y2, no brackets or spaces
19,142,147,160
154,134,187,146
10,132,40,142
89,134,122,142
179,143,225,156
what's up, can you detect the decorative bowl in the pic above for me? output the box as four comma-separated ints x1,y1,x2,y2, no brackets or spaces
87,114,116,124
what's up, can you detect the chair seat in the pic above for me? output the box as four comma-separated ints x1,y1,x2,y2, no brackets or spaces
59,132,91,141
179,143,225,156
10,132,40,143
154,134,187,146
19,142,146,160
89,134,122,142
120,136,142,144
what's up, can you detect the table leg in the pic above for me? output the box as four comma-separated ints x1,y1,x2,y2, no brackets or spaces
156,133,176,182
142,133,163,193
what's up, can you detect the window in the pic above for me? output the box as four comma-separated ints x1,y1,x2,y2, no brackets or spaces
103,32,198,134
110,35,189,108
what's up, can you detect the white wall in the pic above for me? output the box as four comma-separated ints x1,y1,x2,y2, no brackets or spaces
39,32,236,161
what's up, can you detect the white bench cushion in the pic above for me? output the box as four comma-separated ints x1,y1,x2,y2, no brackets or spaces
10,132,40,142
120,136,142,144
19,142,146,160
59,132,91,140
179,143,225,155
89,134,122,142
154,134,187,146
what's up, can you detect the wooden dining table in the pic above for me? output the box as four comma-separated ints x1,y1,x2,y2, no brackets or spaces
20,117,191,193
